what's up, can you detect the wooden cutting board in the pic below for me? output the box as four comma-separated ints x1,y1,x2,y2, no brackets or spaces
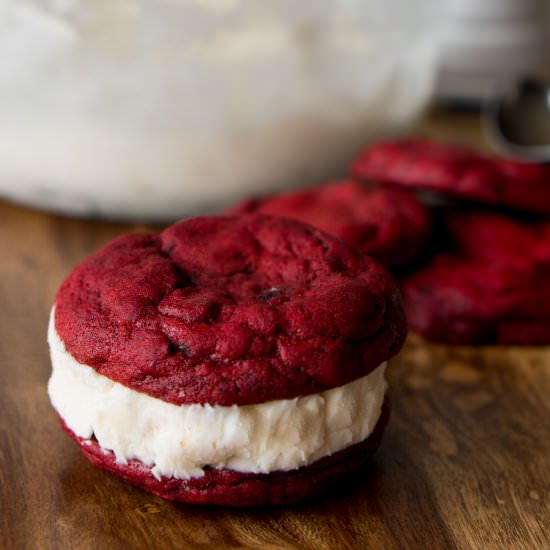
1,112,549,549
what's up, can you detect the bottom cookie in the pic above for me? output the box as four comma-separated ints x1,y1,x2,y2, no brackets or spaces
61,396,390,507
401,212,550,346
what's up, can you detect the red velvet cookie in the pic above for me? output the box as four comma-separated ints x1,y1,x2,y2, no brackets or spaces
49,214,406,505
228,180,430,267
401,212,550,345
55,214,405,405
350,137,550,215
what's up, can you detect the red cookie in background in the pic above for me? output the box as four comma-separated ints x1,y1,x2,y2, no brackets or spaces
228,180,430,267
350,137,550,216
401,211,550,345
48,214,406,506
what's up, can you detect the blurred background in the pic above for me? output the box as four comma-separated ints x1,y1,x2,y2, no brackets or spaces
0,0,548,221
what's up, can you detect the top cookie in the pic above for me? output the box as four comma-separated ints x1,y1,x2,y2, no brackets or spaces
54,215,406,406
228,180,430,266
350,137,550,215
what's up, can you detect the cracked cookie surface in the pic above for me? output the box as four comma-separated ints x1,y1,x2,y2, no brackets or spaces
54,214,406,406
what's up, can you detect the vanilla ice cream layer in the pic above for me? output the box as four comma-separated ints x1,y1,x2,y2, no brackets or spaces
47,313,387,480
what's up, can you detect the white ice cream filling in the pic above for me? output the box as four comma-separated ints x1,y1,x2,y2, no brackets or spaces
47,312,387,480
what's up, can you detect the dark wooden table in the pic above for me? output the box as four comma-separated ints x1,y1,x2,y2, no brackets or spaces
1,113,549,549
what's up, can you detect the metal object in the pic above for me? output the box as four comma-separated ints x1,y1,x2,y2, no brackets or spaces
484,77,550,161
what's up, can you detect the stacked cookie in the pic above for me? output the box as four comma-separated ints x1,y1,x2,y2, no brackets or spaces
350,137,550,216
350,137,550,346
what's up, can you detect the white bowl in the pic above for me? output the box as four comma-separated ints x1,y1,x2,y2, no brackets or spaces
0,1,438,220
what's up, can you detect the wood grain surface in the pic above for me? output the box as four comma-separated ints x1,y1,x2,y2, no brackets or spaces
1,112,549,549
